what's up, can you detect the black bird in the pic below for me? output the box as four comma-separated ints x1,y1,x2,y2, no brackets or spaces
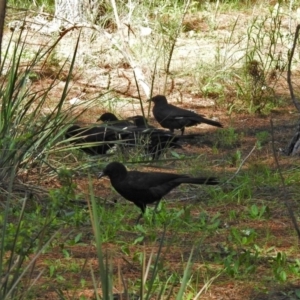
128,115,202,159
98,112,134,128
127,115,154,128
97,112,136,146
97,113,195,159
65,125,119,155
98,162,219,221
150,95,223,135
127,115,184,159
97,114,177,159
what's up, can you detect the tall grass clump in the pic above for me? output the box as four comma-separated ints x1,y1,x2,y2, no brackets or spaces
0,27,84,299
236,4,288,113
190,3,289,115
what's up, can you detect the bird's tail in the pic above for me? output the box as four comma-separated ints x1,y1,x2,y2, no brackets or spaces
202,118,223,128
176,177,219,185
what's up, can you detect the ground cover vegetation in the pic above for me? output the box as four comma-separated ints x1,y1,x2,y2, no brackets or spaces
1,0,300,299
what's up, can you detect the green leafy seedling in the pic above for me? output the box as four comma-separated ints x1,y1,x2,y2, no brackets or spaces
249,204,269,219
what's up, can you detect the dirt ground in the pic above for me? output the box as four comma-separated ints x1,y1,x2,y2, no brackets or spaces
4,5,300,299
27,105,300,300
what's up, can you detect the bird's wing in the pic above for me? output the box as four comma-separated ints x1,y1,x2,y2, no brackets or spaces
82,127,116,141
126,171,183,190
158,104,205,119
122,171,183,200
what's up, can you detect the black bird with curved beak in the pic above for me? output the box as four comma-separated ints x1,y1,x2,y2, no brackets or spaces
149,95,223,135
98,161,219,222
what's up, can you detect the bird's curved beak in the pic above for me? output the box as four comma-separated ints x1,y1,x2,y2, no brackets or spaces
98,172,105,179
147,99,152,102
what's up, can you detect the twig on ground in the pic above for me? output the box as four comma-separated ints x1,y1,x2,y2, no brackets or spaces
224,144,256,184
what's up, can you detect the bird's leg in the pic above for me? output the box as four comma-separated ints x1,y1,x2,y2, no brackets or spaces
181,127,185,135
135,203,146,224
135,213,143,225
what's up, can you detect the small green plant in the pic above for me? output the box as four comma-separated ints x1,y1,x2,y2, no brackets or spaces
215,127,240,148
196,212,221,231
248,204,269,219
229,228,257,246
229,150,242,167
289,259,300,277
229,209,238,221
223,248,258,277
256,131,270,149
272,252,287,282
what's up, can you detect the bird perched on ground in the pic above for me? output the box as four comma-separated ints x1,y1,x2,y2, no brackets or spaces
97,112,137,145
98,161,219,222
96,113,198,159
127,115,197,159
97,112,134,128
150,95,223,135
65,125,128,155
97,114,178,159
127,115,155,128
